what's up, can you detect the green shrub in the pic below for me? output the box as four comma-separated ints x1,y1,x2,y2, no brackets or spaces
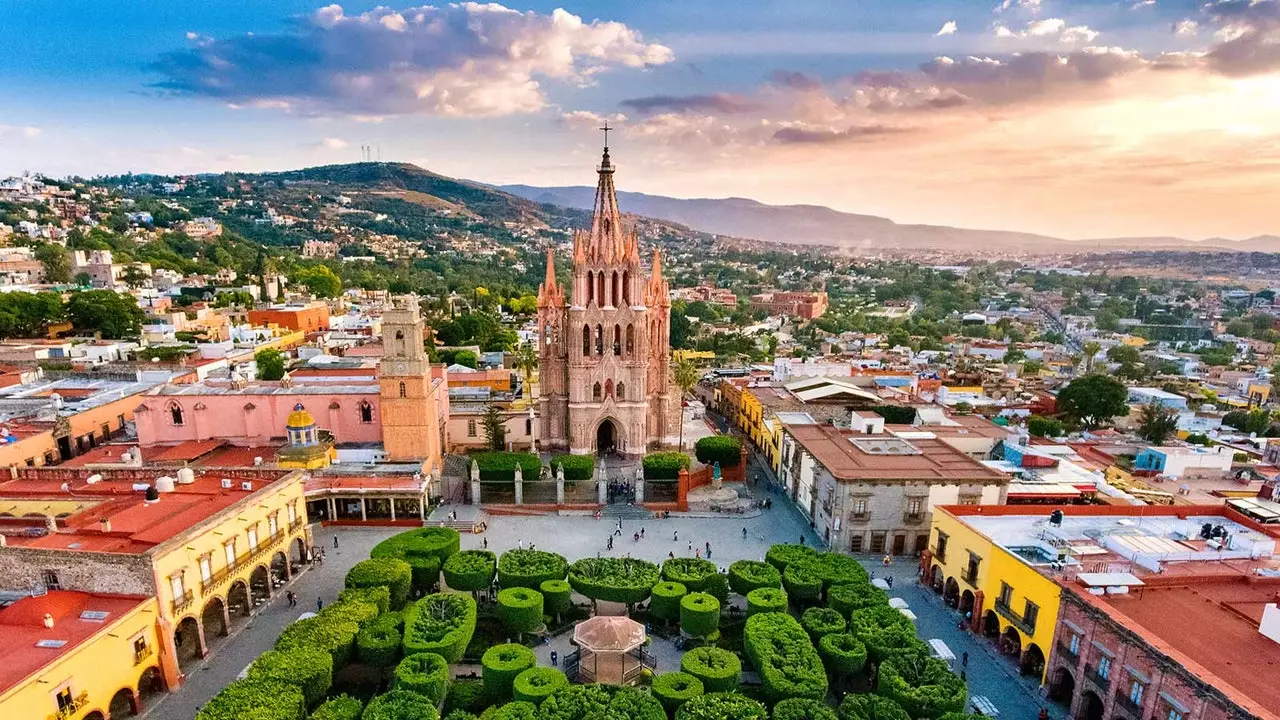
496,587,544,635
662,557,719,592
870,405,916,424
512,667,568,705
727,560,781,596
498,549,568,589
876,655,967,718
471,451,541,483
745,587,788,616
650,581,687,623
393,651,451,706
249,648,333,708
742,612,827,703
346,558,414,610
195,678,306,720
446,679,486,715
764,544,816,572
361,689,440,720
801,607,846,641
773,698,838,720
836,695,910,720
339,586,392,616
357,619,401,667
694,436,742,466
320,597,381,630
310,694,363,720
782,564,822,604
443,713,480,720
567,557,660,605
827,582,885,618
680,646,740,693
372,527,456,594
540,579,572,620
680,592,721,638
482,643,537,701
604,687,667,720
402,592,477,663
443,550,497,593
847,605,918,664
537,682,613,720
651,672,704,715
276,616,361,669
550,453,594,481
818,633,867,677
675,692,768,720
643,451,691,480
790,553,868,593
486,701,540,720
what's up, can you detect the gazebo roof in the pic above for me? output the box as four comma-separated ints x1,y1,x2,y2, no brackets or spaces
573,615,646,652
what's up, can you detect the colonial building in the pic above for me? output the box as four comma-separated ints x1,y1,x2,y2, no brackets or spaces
537,139,680,456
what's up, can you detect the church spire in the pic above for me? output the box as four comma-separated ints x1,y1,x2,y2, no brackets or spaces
586,123,631,264
538,246,562,308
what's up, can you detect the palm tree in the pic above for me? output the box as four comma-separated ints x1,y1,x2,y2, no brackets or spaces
673,359,701,451
514,342,538,403
1082,341,1101,374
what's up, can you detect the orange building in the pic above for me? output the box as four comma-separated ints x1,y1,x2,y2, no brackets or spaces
446,367,513,393
377,300,445,469
246,302,330,332
0,377,160,467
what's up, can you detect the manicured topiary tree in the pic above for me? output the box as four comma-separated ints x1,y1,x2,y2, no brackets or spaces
443,550,497,593
550,453,594,481
372,527,458,595
765,544,816,572
496,587,544,640
651,672,704,715
446,680,486,716
801,607,846,642
276,615,361,669
674,692,768,720
538,684,615,720
605,687,667,720
746,587,788,616
650,581,687,624
512,667,568,706
487,701,540,720
361,688,440,720
876,655,967,718
357,614,402,667
680,592,721,638
727,560,781,596
393,651,451,706
782,563,823,606
346,558,414,610
321,595,381,629
663,557,719,593
836,694,910,720
643,451,691,480
567,557,660,610
339,585,392,615
680,646,741,693
694,436,741,466
828,582,885,618
442,713,479,720
743,612,827,703
539,579,572,623
194,678,305,720
310,694,363,720
819,633,868,678
402,592,477,663
482,643,537,701
498,549,568,590
248,648,333,708
773,698,838,720
847,605,919,665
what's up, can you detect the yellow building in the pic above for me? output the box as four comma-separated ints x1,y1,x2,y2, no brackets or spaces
673,349,715,364
276,403,336,469
925,505,1065,683
0,592,163,720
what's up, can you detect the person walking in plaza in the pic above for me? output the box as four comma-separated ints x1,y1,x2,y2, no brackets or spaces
743,527,748,538
333,535,339,549
518,538,524,550
673,530,678,542
688,541,693,553
317,597,323,611
961,651,968,668
640,528,645,539
482,536,488,549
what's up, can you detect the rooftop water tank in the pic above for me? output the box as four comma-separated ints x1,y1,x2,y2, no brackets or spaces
176,468,196,484
155,476,176,493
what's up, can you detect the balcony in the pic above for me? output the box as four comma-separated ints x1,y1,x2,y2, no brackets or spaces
931,546,947,563
902,512,926,525
50,691,89,720
171,589,195,615
199,531,293,596
289,517,305,533
1113,694,1144,718
849,512,870,523
135,644,154,665
962,569,980,585
1084,664,1110,692
994,599,1036,636
1055,640,1077,662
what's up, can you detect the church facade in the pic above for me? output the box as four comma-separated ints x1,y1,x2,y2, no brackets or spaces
537,143,681,456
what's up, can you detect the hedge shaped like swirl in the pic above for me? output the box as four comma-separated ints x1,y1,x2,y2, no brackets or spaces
876,654,967,719
567,557,660,605
742,612,828,703
393,651,451,706
402,592,477,663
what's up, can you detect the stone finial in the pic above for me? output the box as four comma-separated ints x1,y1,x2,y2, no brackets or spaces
515,464,524,483
471,459,480,482
556,463,565,482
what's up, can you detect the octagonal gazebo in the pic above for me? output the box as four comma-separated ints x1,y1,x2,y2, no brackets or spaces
570,615,655,684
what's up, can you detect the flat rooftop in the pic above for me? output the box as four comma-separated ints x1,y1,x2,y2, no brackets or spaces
785,424,1009,483
0,376,160,420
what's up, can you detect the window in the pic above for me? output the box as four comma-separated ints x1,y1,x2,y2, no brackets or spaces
468,419,477,437
1069,633,1081,655
399,382,407,398
998,582,1013,606
169,402,184,425
25,457,34,466
395,330,404,340
958,493,981,505
199,555,212,583
525,418,532,436
44,451,55,465
101,422,111,440
935,531,949,561
118,414,126,430
1023,600,1039,630
56,686,75,712
1166,707,1184,720
622,271,630,304
906,497,924,516
268,512,279,536
613,324,621,355
582,324,591,356
287,503,297,525
593,383,602,401
1097,655,1112,679
626,324,634,356
224,539,237,566
247,525,259,550
1128,679,1145,705
616,382,626,401
851,498,868,518
870,532,886,554
850,535,864,552
595,324,604,355
587,271,594,304
42,570,60,591
359,401,374,423
169,573,185,600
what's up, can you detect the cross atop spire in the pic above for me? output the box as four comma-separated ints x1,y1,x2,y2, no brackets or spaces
600,120,611,151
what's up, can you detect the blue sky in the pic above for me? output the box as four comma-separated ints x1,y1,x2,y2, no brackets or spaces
3,1,1279,240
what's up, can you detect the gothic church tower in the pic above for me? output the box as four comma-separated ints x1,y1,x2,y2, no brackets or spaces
537,136,680,456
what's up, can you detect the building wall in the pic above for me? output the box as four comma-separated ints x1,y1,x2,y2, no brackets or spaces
134,391,382,447
449,411,535,452
0,392,141,468
377,304,444,470
0,548,157,596
246,305,330,333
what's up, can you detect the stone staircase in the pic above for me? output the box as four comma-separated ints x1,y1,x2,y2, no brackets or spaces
599,504,654,520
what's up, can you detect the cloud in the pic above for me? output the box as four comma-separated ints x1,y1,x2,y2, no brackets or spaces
0,125,40,139
1131,0,1156,9
1174,19,1200,36
936,21,958,37
150,3,673,118
772,124,912,144
1202,0,1280,76
321,137,348,149
559,110,627,130
619,93,757,115
769,69,823,90
995,18,1100,44
996,0,1042,14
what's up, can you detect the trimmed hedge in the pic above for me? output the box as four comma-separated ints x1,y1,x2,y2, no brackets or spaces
818,633,867,677
471,451,541,483
393,652,451,706
801,607,846,641
680,646,741,693
876,655,967,718
782,563,823,604
675,692,768,720
512,667,568,706
496,587,544,635
567,557,660,605
727,560,781,596
694,436,742,466
604,687,667,720
847,605,919,664
357,618,401,668
361,689,440,720
346,558,413,610
550,454,594,481
538,683,613,720
773,698,838,720
195,678,306,720
249,647,333,708
498,549,568,590
745,587,788,616
742,612,828,703
764,544,816,572
650,581,687,623
443,714,480,720
828,582,886,618
276,615,361,669
651,672,704,715
487,701,540,720
540,579,572,619
482,643,537,701
662,557,719,593
447,680,486,715
339,586,392,616
836,695,910,720
310,694,364,720
402,592,477,663
372,527,457,594
790,553,868,594
643,451,691,480
680,592,721,638
443,550,497,593
320,596,381,630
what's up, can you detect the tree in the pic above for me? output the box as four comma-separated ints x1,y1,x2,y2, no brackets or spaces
119,264,150,289
482,402,506,450
1223,408,1271,435
35,243,71,283
1027,415,1065,438
886,327,911,348
674,359,701,451
255,348,287,381
65,290,143,339
0,291,64,339
1057,374,1129,429
451,350,479,369
1002,348,1026,364
513,343,538,401
74,272,93,288
1081,341,1101,374
294,265,342,298
215,290,255,308
1136,403,1179,445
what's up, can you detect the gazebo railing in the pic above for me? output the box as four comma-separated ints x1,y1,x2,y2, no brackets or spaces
563,649,582,682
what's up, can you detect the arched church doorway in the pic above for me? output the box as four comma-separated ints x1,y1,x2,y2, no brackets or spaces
596,418,620,456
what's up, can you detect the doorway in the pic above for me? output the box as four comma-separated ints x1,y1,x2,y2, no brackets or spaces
892,534,907,555
595,419,619,456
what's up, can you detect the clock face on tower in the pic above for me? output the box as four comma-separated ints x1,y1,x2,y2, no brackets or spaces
386,359,407,375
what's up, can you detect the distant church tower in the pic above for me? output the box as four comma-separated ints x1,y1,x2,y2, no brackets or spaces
379,297,443,466
537,130,680,456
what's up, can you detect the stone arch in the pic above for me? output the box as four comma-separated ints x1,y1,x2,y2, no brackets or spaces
593,383,602,402
168,401,184,426
173,616,204,670
109,687,138,718
83,712,105,720
983,609,1000,638
1001,625,1023,659
136,666,165,707
227,580,251,622
943,576,959,606
626,324,634,356
616,382,626,401
270,551,290,583
613,324,621,355
1079,690,1105,720
959,589,975,615
293,537,308,566
582,324,591,357
1049,666,1076,704
201,596,228,640
594,416,625,455
1021,642,1046,678
929,564,944,591
359,400,374,423
250,565,271,604
604,379,614,398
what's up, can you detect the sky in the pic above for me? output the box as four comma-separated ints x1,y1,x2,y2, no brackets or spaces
3,0,1280,241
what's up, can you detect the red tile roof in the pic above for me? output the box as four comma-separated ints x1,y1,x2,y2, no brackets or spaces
147,439,227,462
786,424,1008,482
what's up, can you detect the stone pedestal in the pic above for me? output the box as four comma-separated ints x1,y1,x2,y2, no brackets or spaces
635,478,645,504
514,466,524,505
556,472,565,505
597,480,607,505
471,480,481,505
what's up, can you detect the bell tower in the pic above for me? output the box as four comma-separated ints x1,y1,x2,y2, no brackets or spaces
378,297,440,465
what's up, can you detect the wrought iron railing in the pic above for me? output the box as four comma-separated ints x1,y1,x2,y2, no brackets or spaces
1113,693,1143,718
171,589,195,615
49,691,89,720
903,512,926,525
200,532,292,596
962,569,980,585
134,644,154,665
994,599,1036,635
1056,640,1077,661
1084,664,1110,691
